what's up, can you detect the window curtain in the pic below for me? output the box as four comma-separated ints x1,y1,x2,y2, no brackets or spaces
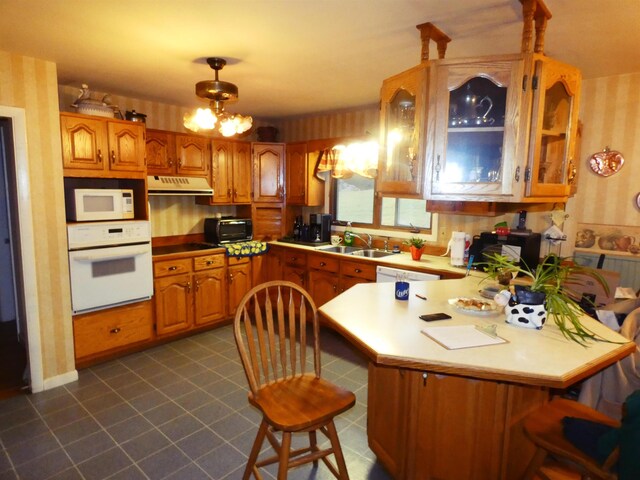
316,141,378,179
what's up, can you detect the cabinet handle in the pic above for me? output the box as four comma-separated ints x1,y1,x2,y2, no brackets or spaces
435,155,441,181
227,188,232,197
168,266,178,271
333,284,337,292
97,149,103,163
290,257,297,262
195,280,200,292
110,150,116,164
228,272,234,283
109,327,121,334
185,281,191,293
169,159,174,167
206,260,214,265
514,166,521,182
319,262,326,267
568,158,577,184
422,372,428,386
354,268,362,273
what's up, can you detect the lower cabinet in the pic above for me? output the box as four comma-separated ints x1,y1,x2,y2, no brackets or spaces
308,254,376,306
282,251,307,289
368,364,548,479
227,256,252,316
153,253,226,336
73,300,153,362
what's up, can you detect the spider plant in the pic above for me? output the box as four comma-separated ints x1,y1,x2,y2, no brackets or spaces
482,253,614,345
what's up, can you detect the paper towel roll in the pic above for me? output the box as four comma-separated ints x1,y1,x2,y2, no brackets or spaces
450,231,466,266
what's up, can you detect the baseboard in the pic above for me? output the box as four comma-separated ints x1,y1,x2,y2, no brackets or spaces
39,369,79,392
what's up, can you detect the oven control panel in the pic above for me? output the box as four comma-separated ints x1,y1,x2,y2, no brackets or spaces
68,220,151,250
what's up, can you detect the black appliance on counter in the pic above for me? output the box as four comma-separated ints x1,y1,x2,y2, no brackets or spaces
309,213,332,243
204,218,252,245
469,231,542,272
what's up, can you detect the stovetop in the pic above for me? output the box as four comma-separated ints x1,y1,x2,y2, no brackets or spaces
278,237,330,247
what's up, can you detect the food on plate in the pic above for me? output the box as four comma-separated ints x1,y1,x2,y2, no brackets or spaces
455,298,494,311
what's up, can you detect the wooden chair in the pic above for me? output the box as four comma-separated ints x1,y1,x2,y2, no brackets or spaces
522,397,620,480
233,280,356,480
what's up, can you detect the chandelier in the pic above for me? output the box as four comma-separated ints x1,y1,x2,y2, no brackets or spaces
183,57,253,136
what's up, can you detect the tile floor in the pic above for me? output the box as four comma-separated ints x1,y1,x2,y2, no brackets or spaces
0,325,392,480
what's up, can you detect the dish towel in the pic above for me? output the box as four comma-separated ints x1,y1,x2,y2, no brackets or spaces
223,241,269,258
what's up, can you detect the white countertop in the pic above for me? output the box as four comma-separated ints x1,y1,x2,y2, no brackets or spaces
319,277,635,388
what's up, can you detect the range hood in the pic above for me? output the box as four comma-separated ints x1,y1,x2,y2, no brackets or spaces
147,175,213,196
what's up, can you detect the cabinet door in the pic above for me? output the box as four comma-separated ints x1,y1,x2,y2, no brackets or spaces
308,269,339,307
264,248,283,282
228,260,252,316
146,130,176,175
286,142,307,205
429,57,525,199
194,269,226,326
377,65,428,197
526,58,581,198
107,122,146,172
282,264,306,289
60,114,108,172
252,143,284,202
232,141,252,203
176,134,209,176
154,274,192,336
211,140,233,203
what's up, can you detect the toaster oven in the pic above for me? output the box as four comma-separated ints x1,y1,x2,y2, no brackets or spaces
204,218,253,245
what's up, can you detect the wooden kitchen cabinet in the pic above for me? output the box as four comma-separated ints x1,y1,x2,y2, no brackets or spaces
307,253,340,306
252,142,285,202
282,251,307,289
61,112,145,178
227,257,252,316
285,142,324,206
206,140,252,204
377,64,430,198
153,252,227,337
145,129,210,177
425,53,580,203
73,300,153,363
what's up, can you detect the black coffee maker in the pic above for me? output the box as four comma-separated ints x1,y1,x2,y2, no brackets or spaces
309,214,332,243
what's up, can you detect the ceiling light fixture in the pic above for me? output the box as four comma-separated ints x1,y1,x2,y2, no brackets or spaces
183,57,253,136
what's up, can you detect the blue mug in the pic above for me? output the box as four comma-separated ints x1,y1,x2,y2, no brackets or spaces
395,281,409,300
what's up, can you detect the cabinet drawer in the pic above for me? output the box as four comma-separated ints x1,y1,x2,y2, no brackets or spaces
153,258,192,277
307,254,339,273
283,252,307,267
340,260,376,281
228,256,250,267
73,301,152,359
193,254,225,271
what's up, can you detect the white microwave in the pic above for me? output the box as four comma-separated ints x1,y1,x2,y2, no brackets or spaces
67,188,135,221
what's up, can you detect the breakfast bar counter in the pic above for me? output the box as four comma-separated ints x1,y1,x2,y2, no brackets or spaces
318,278,634,479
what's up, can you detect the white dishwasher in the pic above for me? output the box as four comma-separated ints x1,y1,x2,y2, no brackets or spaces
376,265,440,282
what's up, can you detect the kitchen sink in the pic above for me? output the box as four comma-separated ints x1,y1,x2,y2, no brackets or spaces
317,245,363,254
350,249,395,258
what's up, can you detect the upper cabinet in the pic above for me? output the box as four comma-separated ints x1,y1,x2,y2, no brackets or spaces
145,129,209,177
252,142,285,203
207,139,252,204
286,142,324,206
376,64,429,198
61,113,145,178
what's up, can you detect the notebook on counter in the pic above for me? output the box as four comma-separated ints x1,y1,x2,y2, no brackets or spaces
422,325,507,350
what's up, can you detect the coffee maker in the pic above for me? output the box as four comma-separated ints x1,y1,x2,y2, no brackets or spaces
309,213,332,243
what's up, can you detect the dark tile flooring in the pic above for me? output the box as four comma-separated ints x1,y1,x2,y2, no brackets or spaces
0,325,392,480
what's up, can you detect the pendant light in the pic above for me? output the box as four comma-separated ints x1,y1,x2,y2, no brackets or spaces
183,57,252,136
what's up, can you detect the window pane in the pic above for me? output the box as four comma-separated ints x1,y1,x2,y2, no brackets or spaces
381,198,430,228
336,175,374,224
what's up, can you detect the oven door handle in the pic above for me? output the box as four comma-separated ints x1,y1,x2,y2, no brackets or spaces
72,247,150,262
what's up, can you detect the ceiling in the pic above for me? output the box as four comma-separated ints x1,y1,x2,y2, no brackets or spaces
2,0,639,119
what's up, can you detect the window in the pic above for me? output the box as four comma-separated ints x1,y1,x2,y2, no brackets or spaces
333,173,432,231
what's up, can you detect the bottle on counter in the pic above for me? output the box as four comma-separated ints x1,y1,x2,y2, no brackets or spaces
293,215,302,240
344,222,354,246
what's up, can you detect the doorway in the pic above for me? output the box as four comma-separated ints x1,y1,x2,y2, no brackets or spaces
0,116,28,398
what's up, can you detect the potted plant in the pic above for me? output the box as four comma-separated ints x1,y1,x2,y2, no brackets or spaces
482,253,612,345
404,237,427,261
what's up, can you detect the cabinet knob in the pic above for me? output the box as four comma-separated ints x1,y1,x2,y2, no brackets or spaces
110,150,116,163
206,260,213,265
333,284,337,292
227,188,232,197
228,272,234,283
355,268,362,273
97,149,103,163
319,262,326,267
195,280,200,291
109,327,121,334
168,266,178,271
186,281,191,292
515,166,521,182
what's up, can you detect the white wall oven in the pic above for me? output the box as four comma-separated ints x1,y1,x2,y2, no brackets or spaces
67,220,152,314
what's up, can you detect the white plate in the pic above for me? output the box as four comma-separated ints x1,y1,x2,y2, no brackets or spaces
448,297,502,316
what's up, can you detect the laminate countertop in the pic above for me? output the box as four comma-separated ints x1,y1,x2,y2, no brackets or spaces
319,277,635,389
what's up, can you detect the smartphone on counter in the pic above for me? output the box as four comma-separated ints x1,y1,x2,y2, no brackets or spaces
419,313,452,322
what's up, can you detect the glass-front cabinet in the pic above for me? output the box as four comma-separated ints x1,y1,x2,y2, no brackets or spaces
427,56,526,199
526,57,581,198
377,64,429,197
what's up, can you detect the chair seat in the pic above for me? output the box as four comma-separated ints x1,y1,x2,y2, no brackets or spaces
524,398,620,478
250,373,356,431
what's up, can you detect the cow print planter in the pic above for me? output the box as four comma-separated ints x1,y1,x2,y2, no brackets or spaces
506,285,547,330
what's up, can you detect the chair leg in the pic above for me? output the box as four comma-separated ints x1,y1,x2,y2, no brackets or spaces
325,420,349,480
309,430,319,467
244,419,268,480
522,447,548,480
277,431,292,480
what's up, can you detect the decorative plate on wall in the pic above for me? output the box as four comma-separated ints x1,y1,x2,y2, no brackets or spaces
589,146,624,177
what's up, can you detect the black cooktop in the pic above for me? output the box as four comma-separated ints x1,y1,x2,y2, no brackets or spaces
278,237,330,247
152,242,219,256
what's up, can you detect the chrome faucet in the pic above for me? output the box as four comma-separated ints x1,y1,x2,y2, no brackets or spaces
351,232,373,249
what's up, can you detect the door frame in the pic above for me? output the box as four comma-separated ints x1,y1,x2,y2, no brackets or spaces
0,106,44,393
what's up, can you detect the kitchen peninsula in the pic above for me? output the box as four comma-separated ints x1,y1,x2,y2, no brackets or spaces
318,275,634,479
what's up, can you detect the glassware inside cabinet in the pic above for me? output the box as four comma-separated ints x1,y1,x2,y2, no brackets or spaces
441,77,507,184
383,89,417,183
